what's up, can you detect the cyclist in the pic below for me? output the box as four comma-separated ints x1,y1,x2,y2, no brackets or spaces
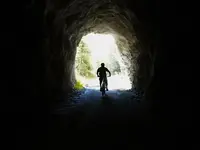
96,63,111,91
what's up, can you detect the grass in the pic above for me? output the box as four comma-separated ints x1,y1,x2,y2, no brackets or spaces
74,80,84,90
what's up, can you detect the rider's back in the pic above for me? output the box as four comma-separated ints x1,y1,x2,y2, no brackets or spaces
98,67,108,78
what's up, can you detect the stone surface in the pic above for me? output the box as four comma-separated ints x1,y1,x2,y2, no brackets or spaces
5,0,193,149
44,0,156,96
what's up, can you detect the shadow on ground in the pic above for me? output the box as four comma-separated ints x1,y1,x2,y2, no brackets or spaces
101,95,113,105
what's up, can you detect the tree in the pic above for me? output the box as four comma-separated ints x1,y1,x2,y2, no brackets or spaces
75,40,94,78
112,60,121,74
108,53,121,75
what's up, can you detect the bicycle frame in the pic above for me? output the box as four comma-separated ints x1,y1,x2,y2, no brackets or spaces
100,76,108,96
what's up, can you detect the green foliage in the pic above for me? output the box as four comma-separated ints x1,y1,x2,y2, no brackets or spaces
109,54,121,74
102,54,121,75
75,40,95,78
111,60,121,74
86,72,96,79
74,80,84,90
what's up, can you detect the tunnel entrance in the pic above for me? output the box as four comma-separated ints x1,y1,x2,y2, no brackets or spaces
75,33,132,90
14,1,193,149
44,0,154,98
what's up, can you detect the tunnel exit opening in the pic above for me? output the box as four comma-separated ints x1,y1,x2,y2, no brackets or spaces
75,33,132,90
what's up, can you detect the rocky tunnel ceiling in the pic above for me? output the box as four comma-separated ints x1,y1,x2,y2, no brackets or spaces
7,0,191,144
63,0,138,45
45,0,156,95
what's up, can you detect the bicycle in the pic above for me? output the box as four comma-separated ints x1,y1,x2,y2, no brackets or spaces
100,75,110,96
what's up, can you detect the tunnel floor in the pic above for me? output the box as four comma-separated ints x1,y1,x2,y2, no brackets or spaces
47,88,159,148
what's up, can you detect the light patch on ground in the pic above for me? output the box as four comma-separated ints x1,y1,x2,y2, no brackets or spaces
84,75,131,90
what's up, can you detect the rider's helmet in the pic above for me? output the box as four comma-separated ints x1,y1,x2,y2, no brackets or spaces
101,63,105,67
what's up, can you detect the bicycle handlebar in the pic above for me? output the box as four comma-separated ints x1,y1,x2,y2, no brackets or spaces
97,75,111,77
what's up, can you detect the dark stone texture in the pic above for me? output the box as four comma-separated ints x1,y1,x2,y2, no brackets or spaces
2,0,193,149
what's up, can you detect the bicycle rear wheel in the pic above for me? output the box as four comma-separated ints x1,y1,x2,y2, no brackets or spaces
101,80,106,96
102,88,105,96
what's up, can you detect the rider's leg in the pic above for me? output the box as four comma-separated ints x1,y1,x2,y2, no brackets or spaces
105,78,108,91
99,78,103,91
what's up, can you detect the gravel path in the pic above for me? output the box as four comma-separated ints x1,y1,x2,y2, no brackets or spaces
52,88,148,127
48,88,152,149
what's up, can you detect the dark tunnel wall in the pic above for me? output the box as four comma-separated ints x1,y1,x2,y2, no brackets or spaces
44,0,159,100
0,0,194,149
3,1,192,147
11,0,177,112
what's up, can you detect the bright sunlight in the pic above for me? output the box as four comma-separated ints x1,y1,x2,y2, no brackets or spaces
75,33,131,90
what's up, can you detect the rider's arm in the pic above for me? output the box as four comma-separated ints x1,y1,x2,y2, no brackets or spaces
96,68,100,77
106,68,111,76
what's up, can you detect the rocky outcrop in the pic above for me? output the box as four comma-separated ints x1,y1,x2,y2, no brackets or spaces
14,0,187,115
44,0,159,100
2,1,192,149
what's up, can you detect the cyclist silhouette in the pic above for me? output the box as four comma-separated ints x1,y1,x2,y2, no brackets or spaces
97,63,111,91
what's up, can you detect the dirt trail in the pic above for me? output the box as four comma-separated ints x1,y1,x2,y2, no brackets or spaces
48,88,152,149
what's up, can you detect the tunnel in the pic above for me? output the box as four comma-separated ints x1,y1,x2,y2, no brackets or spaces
4,0,193,149
44,0,158,102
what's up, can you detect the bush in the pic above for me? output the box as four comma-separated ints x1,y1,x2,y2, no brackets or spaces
74,80,84,90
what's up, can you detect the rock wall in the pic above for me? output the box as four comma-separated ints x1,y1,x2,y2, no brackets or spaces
2,1,192,149
44,0,155,97
11,0,191,118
